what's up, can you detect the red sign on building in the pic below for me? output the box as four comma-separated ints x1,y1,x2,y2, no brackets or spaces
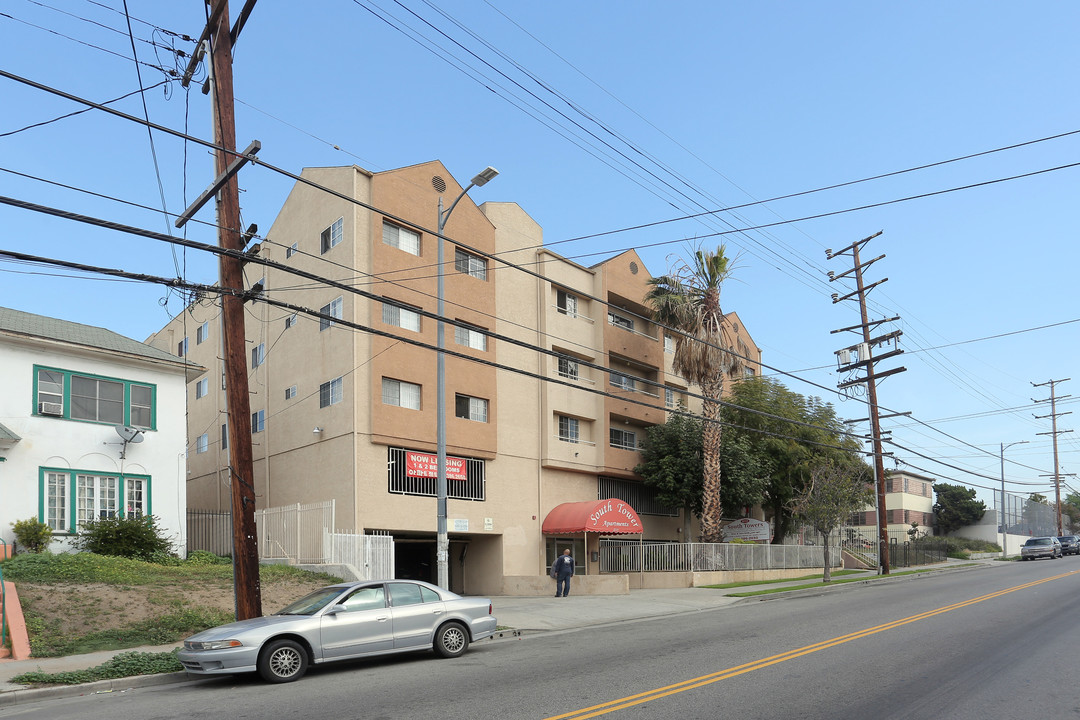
405,451,468,481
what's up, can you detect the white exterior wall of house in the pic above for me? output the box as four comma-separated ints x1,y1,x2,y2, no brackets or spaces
0,330,192,554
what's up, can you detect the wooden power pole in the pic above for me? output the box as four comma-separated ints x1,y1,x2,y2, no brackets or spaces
208,0,261,620
1032,378,1072,536
828,232,906,575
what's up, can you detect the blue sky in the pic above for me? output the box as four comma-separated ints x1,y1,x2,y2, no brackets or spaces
1,1,1077,508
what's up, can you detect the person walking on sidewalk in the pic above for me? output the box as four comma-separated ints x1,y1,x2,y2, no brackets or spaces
553,549,575,597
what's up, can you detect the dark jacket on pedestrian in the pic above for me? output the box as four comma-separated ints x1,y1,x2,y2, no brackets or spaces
553,553,575,579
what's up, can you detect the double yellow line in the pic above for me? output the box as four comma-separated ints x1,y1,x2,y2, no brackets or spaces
547,570,1078,720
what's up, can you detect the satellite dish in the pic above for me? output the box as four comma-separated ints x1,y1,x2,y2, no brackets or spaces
115,426,144,443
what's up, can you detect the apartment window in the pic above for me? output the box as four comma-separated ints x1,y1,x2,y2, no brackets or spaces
744,367,756,378
608,312,633,332
383,220,420,256
286,242,298,258
77,474,118,527
196,433,209,454
177,337,189,357
320,377,343,408
665,387,675,409
454,248,487,280
556,290,578,317
610,427,638,451
320,297,343,331
383,302,421,332
251,409,265,433
664,335,675,353
45,471,67,531
195,378,209,399
72,375,124,424
285,313,298,330
125,477,147,517
35,366,155,428
455,394,489,423
196,322,209,345
558,415,579,443
382,378,421,410
557,355,579,381
251,343,265,369
43,469,150,533
321,217,343,254
454,323,487,351
285,385,297,400
221,424,228,450
610,372,635,392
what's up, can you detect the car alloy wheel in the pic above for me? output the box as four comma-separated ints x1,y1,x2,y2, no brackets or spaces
258,639,309,683
434,621,469,658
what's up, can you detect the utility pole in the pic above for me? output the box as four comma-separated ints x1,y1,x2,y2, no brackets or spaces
827,231,906,575
1032,378,1073,536
205,0,261,620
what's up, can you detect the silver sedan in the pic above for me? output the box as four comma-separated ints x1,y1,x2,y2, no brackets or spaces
178,579,497,683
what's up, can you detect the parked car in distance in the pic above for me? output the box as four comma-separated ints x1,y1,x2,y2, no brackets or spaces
1021,536,1062,560
178,580,497,683
1057,535,1080,555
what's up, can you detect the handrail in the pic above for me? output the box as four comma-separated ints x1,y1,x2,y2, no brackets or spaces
554,436,597,446
552,305,595,324
0,540,7,650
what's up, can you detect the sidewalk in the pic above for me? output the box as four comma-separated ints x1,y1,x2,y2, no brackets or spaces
0,563,987,706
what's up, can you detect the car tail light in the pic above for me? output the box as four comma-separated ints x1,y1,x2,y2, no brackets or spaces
488,603,493,615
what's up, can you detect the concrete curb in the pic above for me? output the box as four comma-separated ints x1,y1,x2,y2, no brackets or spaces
0,670,192,708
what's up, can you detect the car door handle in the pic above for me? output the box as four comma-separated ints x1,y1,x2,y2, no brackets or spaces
377,615,389,622
432,609,443,615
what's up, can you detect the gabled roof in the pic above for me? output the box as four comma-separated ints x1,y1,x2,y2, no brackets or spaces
0,306,190,368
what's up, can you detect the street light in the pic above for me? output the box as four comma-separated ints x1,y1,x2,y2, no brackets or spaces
1000,440,1029,560
436,166,499,590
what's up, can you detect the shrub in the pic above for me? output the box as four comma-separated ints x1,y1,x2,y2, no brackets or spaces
185,550,231,566
10,517,54,554
70,514,173,560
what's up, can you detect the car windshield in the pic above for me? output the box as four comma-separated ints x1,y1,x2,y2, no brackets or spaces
1026,538,1051,546
1059,537,1073,542
274,587,345,615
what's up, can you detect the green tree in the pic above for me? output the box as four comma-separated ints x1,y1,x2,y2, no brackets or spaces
722,377,862,543
933,483,986,535
636,415,766,536
791,459,874,582
645,245,739,542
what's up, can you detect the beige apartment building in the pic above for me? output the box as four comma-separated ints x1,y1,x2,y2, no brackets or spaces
849,469,936,535
148,161,761,596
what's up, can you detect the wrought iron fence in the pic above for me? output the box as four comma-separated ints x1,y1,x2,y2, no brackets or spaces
599,540,840,573
187,509,233,557
326,531,395,580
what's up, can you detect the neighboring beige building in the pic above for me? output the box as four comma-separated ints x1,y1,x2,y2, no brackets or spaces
850,469,936,535
147,162,762,596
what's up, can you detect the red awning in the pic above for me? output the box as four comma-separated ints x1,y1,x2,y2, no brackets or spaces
542,499,643,535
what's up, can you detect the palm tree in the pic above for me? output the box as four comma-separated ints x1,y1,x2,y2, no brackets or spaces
645,245,740,543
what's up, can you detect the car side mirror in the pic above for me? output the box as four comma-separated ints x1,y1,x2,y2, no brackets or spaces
324,604,347,616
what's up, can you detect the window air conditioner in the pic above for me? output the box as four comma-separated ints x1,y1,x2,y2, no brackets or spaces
39,401,63,416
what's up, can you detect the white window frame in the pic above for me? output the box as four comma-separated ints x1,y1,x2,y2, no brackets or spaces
320,297,343,331
178,337,189,357
320,377,343,408
383,302,421,332
610,372,635,392
125,477,147,517
382,378,421,410
454,248,487,280
557,355,579,380
196,378,209,399
454,323,487,351
664,335,675,353
321,217,343,254
286,242,298,259
252,409,265,433
382,220,421,256
455,394,489,423
285,385,297,400
556,290,579,317
608,312,633,332
610,427,637,451
196,322,209,345
251,343,265,369
285,313,298,329
45,471,67,531
77,474,118,528
196,433,209,454
558,415,579,443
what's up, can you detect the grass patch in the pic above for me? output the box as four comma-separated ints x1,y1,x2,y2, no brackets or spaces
700,569,865,589
725,566,956,597
10,651,183,686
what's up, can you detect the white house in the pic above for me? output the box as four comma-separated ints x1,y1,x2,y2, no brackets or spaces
0,307,200,554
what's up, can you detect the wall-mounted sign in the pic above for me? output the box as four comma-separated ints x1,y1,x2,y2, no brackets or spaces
452,519,469,532
405,451,467,481
484,517,494,531
722,517,771,541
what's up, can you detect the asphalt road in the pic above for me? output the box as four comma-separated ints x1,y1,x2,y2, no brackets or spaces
3,561,1078,720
